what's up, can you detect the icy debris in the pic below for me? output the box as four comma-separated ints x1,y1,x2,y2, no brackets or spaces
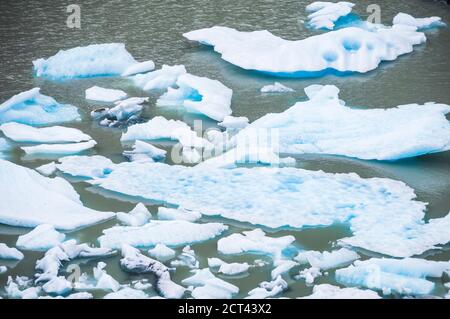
260,82,294,93
16,224,65,251
305,1,355,30
301,284,380,299
120,244,185,298
74,262,120,292
157,207,201,222
170,246,199,269
217,229,295,259
182,268,239,299
57,155,114,179
117,203,151,227
0,122,91,143
297,266,322,284
271,260,298,279
393,13,445,30
104,287,148,299
133,65,187,91
122,60,155,77
183,25,425,76
123,140,166,163
0,243,24,260
294,248,359,270
233,84,450,160
21,140,97,156
6,276,41,299
336,258,450,295
218,116,249,130
99,220,227,250
85,86,127,102
0,88,80,125
33,43,137,79
246,276,287,299
35,162,57,176
148,244,176,262
91,97,149,126
156,73,233,122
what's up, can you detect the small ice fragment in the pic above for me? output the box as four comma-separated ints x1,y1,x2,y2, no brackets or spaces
117,203,151,227
260,82,294,93
16,224,65,251
85,86,127,102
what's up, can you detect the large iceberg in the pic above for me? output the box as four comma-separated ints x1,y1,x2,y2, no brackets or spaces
0,159,114,230
231,85,450,160
183,25,425,76
305,2,355,30
0,122,91,143
0,88,80,125
33,43,137,79
156,74,233,122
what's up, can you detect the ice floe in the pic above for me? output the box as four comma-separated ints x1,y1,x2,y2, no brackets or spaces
297,266,322,284
123,140,166,163
35,162,57,176
85,86,127,102
294,248,359,270
116,203,151,227
74,262,120,292
218,116,249,130
182,268,239,299
393,13,445,30
0,243,24,260
33,43,137,79
157,207,201,222
260,82,294,93
305,2,355,30
246,276,287,299
0,266,7,274
300,284,380,299
232,84,450,160
183,25,425,76
271,259,298,279
16,224,65,251
5,276,40,299
170,246,199,269
148,244,176,262
98,220,227,249
208,257,250,276
21,140,96,156
57,155,114,179
156,73,233,122
0,159,114,230
104,287,148,299
133,64,187,91
0,88,80,125
42,276,72,295
122,60,155,77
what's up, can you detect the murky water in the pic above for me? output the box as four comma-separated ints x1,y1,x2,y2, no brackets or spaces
0,0,450,298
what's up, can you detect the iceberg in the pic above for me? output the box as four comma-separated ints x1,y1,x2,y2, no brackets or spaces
123,140,166,163
33,43,137,79
294,248,359,270
297,266,322,284
57,155,114,179
148,244,176,261
305,2,355,30
116,203,152,227
300,284,380,299
218,116,249,130
85,86,127,102
183,25,425,76
157,207,202,222
74,262,120,292
246,276,287,299
0,159,114,230
260,82,294,93
207,258,250,276
156,73,233,122
121,60,155,77
0,243,24,260
0,88,80,125
16,224,65,251
0,122,91,143
132,65,186,91
170,246,199,269
232,85,450,160
393,13,445,30
42,276,72,295
35,162,57,176
21,140,96,156
92,97,149,126
181,268,239,299
271,260,298,279
98,220,227,249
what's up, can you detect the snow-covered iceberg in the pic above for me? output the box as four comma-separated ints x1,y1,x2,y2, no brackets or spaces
33,43,137,79
133,65,187,91
183,25,425,76
156,73,233,122
0,88,80,125
0,159,114,230
16,224,65,251
305,2,355,30
85,86,127,102
232,85,450,160
393,13,445,30
0,122,91,143
21,140,96,156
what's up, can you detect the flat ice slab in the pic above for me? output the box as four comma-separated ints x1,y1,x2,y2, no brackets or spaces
33,43,137,79
0,159,114,230
21,140,97,156
0,88,80,125
85,86,127,102
183,25,425,76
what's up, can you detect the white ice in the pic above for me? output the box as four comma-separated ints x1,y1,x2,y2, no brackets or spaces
157,207,202,222
85,86,127,102
218,116,249,130
35,162,57,176
16,224,65,251
246,276,287,299
294,248,359,270
104,287,148,299
300,284,380,299
148,244,176,262
74,262,121,292
122,60,155,77
207,258,250,276
305,2,355,30
260,82,294,93
0,266,7,274
170,245,199,269
393,13,445,30
182,268,239,299
133,65,187,91
297,266,322,284
123,140,166,163
271,260,298,279
57,155,114,179
33,43,137,79
21,140,96,156
107,97,149,121
5,277,40,299
117,203,152,227
0,88,80,125
0,243,24,260
42,276,72,295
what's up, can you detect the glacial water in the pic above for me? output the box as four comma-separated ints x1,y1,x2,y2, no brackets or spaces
0,0,449,298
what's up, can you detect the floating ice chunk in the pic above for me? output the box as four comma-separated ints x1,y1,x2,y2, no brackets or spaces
218,229,295,259
42,276,72,295
33,43,137,79
21,140,96,156
133,65,187,91
297,266,322,284
260,82,294,93
182,147,202,163
183,25,425,76
301,284,381,299
393,13,445,30
156,73,233,122
271,260,298,279
122,60,155,77
0,88,80,125
120,244,185,298
170,246,199,269
0,243,24,260
294,248,359,270
16,224,65,251
218,116,249,130
103,97,149,122
117,203,151,227
335,258,450,295
35,162,57,176
246,276,287,299
123,140,166,163
233,84,450,160
0,138,10,158
85,86,127,102
305,2,355,30
0,160,114,230
6,277,40,299
182,268,239,299
57,155,114,179
133,279,152,290
0,122,91,143
157,207,201,222
148,244,176,262
104,287,148,299
99,220,227,249
218,262,250,276
75,262,120,292
0,266,7,274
